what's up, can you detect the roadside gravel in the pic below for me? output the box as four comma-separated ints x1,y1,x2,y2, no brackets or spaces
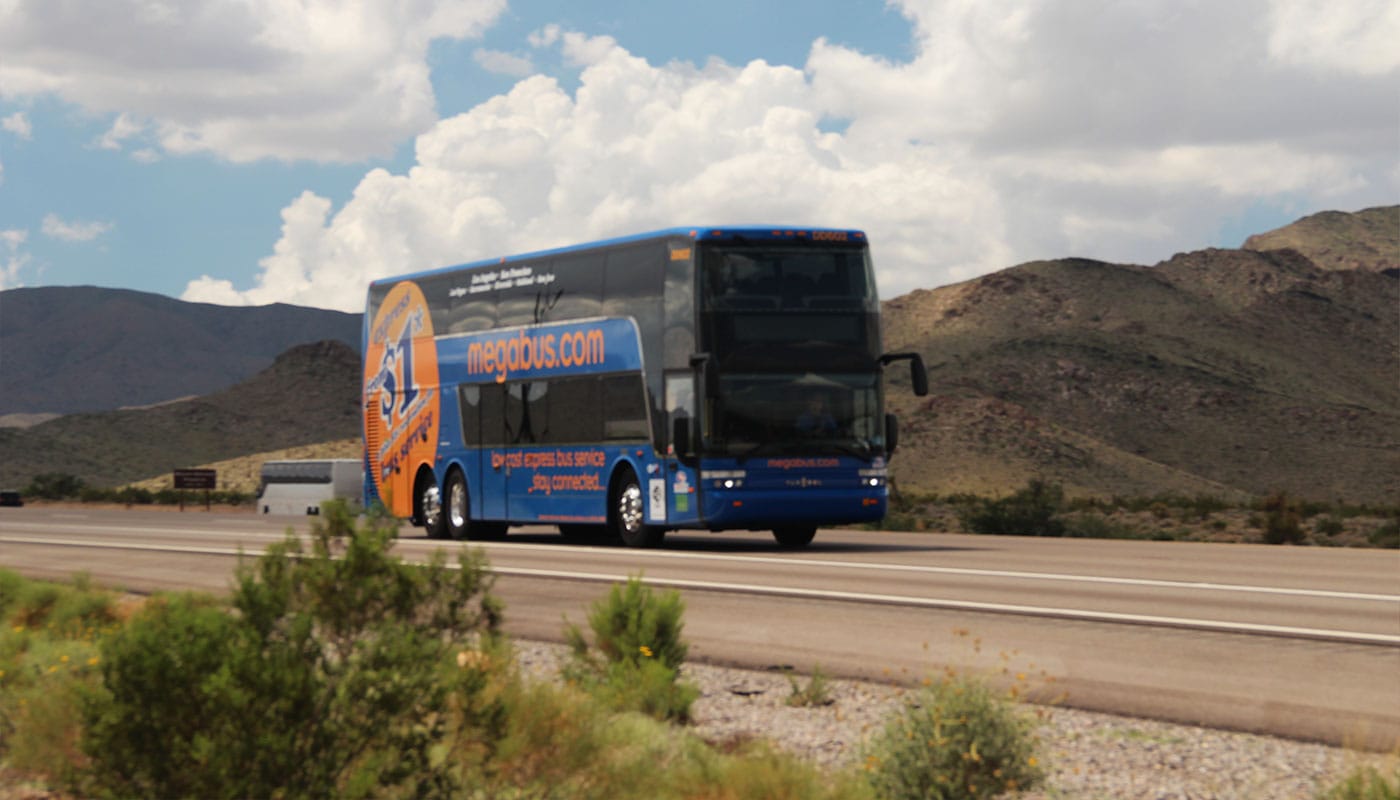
513,640,1388,799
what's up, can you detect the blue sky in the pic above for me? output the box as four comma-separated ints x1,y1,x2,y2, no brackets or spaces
1,0,1396,311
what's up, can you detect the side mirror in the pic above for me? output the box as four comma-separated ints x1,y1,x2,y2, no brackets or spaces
690,352,717,399
880,351,929,396
885,413,899,456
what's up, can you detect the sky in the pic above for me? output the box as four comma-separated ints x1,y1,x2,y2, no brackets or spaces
0,0,1396,313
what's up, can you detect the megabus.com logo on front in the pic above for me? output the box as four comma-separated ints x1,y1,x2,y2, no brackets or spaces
467,327,606,383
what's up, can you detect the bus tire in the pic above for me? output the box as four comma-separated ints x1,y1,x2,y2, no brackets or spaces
418,470,448,540
444,470,471,540
444,470,507,541
611,468,665,548
773,525,817,548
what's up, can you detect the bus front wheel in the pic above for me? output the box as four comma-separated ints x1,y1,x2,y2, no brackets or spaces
773,526,817,548
611,469,665,548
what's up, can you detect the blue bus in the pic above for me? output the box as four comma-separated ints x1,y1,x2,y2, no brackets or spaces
363,227,926,547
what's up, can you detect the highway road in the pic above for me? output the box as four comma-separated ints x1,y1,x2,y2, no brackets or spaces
2,505,1397,749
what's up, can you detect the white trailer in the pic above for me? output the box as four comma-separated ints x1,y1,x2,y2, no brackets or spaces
257,459,363,515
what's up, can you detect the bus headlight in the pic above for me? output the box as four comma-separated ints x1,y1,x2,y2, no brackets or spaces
859,469,886,488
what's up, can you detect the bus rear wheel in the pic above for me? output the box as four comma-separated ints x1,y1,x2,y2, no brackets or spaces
418,472,448,540
611,469,664,548
773,525,817,548
445,470,507,541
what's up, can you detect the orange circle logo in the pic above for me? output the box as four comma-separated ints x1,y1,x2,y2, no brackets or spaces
363,281,440,516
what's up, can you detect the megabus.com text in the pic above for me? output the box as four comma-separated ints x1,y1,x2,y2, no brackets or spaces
466,327,606,382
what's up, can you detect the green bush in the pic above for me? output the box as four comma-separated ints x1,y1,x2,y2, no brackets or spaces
958,479,1066,537
1314,516,1346,537
785,664,834,707
1061,513,1144,540
0,573,114,788
863,677,1044,800
23,473,86,500
1368,520,1400,549
1316,762,1400,800
564,576,698,723
80,501,502,799
451,677,865,800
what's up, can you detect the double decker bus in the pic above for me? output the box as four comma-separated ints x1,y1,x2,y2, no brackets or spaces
363,227,926,548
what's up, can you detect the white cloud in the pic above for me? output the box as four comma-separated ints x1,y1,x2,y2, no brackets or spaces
96,113,145,152
41,214,113,242
473,49,534,78
1266,0,1400,75
0,0,506,163
186,0,1398,310
2,112,31,139
0,229,30,289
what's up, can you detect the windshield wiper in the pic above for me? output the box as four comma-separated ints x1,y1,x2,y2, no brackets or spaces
735,441,796,462
826,440,874,460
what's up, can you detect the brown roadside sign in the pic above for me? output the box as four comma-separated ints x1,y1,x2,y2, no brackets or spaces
173,469,217,490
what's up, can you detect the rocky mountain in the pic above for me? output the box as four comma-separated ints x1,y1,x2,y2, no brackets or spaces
0,286,360,418
882,208,1399,504
1243,205,1398,273
0,340,361,490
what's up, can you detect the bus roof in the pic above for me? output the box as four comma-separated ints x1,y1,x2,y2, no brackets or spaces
369,226,868,288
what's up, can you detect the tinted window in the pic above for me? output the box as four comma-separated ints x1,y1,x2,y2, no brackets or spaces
459,373,649,446
602,374,649,440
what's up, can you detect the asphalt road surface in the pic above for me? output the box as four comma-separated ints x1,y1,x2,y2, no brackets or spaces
2,506,1396,749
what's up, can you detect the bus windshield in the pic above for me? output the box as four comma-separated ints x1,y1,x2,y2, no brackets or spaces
709,372,884,459
698,241,886,460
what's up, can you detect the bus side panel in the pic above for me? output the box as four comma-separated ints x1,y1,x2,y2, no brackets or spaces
363,280,442,520
497,444,633,525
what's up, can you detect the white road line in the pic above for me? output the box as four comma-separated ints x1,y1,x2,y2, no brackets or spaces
4,535,1397,646
7,528,1400,603
471,540,1400,604
490,565,1400,646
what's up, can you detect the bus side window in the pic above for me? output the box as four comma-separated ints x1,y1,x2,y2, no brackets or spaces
479,384,505,446
458,385,481,446
603,373,649,441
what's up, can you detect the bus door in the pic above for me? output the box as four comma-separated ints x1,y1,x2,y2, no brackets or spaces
665,373,702,525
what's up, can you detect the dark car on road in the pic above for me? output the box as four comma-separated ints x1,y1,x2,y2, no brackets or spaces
0,490,23,507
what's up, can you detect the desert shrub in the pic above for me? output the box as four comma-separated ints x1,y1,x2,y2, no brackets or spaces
23,473,86,500
564,576,698,723
1368,520,1400,549
111,487,153,505
80,500,501,799
453,676,864,800
1061,513,1144,540
863,676,1044,800
1261,490,1305,545
1316,762,1400,800
785,664,835,707
1314,516,1346,538
0,574,115,788
958,479,1066,537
